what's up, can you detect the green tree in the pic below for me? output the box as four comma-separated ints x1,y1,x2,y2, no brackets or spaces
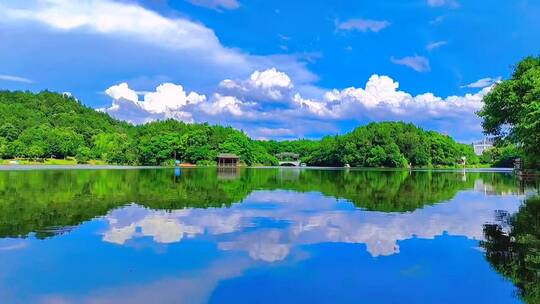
0,137,8,158
48,128,85,158
0,123,18,141
479,55,540,167
92,133,136,164
219,132,255,165
75,146,92,164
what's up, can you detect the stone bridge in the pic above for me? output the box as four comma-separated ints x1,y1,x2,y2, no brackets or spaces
276,152,301,167
278,160,301,167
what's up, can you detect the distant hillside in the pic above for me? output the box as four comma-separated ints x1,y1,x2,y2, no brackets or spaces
0,90,131,144
0,90,480,167
258,122,480,167
0,90,277,165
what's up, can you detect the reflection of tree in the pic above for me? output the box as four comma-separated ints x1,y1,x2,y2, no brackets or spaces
0,169,516,239
481,196,540,304
263,170,516,212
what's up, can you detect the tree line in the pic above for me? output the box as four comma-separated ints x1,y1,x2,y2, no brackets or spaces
0,91,278,166
1,52,538,168
0,91,479,168
0,90,505,167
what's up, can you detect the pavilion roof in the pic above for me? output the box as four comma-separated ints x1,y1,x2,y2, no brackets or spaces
217,153,240,159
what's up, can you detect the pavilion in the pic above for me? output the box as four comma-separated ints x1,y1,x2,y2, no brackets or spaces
217,153,240,167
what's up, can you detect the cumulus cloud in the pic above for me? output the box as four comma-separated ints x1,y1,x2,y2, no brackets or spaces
426,40,448,51
391,55,431,72
219,68,294,102
321,74,488,127
186,0,240,10
200,94,245,116
0,74,33,83
337,19,391,33
102,82,205,124
461,77,502,89
102,68,492,140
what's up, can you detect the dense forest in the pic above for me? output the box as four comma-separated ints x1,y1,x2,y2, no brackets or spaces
0,89,505,167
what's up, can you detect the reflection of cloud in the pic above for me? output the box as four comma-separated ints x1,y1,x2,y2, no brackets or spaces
220,230,290,262
102,188,522,260
0,240,28,251
103,224,136,245
140,216,202,243
103,208,203,245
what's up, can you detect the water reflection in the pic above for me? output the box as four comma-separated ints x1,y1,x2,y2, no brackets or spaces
217,167,240,180
102,190,521,259
0,168,519,239
0,168,535,303
482,195,540,304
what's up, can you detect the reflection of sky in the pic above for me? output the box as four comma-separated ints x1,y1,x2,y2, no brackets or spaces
103,190,522,258
0,189,524,303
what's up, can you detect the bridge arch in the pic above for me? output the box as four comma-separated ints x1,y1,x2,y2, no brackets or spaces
276,152,301,167
278,161,301,167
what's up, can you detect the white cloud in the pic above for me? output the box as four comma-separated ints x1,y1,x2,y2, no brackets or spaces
337,18,391,33
200,94,245,116
250,68,293,90
105,83,139,103
461,77,502,89
321,74,488,126
391,55,431,72
427,0,460,8
102,68,492,140
144,83,205,113
0,0,245,66
219,68,294,101
0,74,33,83
426,40,448,51
186,0,240,10
102,82,205,124
293,93,334,117
0,0,317,86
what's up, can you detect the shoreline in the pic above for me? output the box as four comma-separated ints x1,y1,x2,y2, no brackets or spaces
0,164,515,172
0,165,164,171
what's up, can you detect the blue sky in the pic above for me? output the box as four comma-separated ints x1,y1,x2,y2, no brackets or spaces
0,0,539,141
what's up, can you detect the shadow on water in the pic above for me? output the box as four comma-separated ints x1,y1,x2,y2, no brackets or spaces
481,194,540,304
0,167,521,239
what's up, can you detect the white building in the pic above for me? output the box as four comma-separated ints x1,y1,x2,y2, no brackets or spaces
473,138,494,155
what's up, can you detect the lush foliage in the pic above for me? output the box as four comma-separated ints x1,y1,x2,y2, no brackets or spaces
267,122,478,168
1,91,477,167
0,91,277,166
479,55,540,168
479,145,523,167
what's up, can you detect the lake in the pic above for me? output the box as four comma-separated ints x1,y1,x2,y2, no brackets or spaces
0,168,538,303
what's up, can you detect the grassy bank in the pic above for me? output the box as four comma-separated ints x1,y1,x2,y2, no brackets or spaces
1,158,107,165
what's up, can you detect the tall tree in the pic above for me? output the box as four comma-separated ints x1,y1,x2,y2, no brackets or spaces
479,55,540,167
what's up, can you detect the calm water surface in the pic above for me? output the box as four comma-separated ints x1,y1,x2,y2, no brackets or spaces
0,168,538,303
